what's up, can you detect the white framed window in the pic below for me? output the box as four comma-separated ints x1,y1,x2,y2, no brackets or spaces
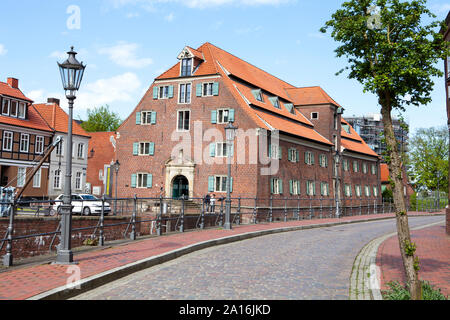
290,180,300,195
215,175,228,193
203,83,214,96
269,144,281,160
10,101,18,117
19,133,29,153
158,86,170,99
373,186,378,197
177,110,190,131
271,178,283,195
217,109,229,124
179,83,192,104
18,103,26,119
362,163,368,174
269,97,280,109
140,111,156,125
137,173,150,188
365,185,370,197
311,112,319,120
139,142,155,156
252,89,264,102
320,182,329,196
2,131,13,151
215,142,231,157
353,160,359,172
288,148,299,162
2,99,10,115
17,167,26,187
181,58,192,77
77,143,84,159
355,185,361,197
343,159,349,171
371,164,377,175
344,184,352,197
319,154,328,168
56,140,63,156
33,168,41,188
306,180,316,196
54,169,62,189
35,136,44,154
305,151,315,165
75,172,82,190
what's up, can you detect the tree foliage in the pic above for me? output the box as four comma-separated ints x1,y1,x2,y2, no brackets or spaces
408,126,449,192
80,105,122,132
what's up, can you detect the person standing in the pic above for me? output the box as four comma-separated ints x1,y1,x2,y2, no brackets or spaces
204,194,211,213
210,194,216,213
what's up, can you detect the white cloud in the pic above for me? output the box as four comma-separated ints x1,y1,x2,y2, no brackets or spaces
109,0,291,10
49,51,67,60
165,12,175,22
98,42,153,68
0,44,7,56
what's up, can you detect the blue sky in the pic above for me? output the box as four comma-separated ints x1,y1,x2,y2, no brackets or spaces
1,0,450,135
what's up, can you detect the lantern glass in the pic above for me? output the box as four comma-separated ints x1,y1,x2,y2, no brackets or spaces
225,122,237,142
57,47,86,98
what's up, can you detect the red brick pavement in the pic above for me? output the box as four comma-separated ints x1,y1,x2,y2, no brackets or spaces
377,223,450,297
0,212,443,300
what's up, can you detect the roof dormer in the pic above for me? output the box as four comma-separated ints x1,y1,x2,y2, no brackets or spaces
177,46,204,77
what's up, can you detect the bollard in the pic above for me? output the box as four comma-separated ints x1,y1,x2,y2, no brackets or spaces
130,195,137,240
3,192,15,267
99,195,105,246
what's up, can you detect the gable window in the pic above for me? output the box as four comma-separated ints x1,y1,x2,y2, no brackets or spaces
18,103,26,119
20,133,29,152
311,112,319,120
140,111,156,125
17,167,26,187
251,89,264,102
138,142,154,156
177,110,190,131
179,83,191,104
203,83,213,96
269,97,280,109
217,109,229,124
77,143,84,159
35,136,44,154
181,58,192,77
159,86,170,99
2,99,10,115
10,101,18,117
2,131,13,152
33,168,41,188
285,103,295,114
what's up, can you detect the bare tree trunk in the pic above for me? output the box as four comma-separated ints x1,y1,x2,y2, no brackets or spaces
380,98,421,300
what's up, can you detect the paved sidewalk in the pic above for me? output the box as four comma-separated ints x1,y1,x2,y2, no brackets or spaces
0,211,443,300
377,223,450,297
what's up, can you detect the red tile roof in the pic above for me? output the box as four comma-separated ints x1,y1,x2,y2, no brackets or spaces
380,163,389,183
0,81,33,102
341,119,379,157
286,86,341,107
34,103,90,137
0,105,54,132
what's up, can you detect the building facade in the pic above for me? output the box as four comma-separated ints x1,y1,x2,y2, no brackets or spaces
34,98,90,198
0,78,54,200
346,113,409,161
116,43,381,207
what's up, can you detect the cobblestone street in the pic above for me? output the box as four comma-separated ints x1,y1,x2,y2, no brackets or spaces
72,216,444,300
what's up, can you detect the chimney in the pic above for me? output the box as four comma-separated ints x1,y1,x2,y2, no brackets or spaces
47,98,60,106
7,77,19,89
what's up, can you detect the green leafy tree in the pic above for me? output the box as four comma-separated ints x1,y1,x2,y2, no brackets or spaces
80,105,122,132
408,126,449,192
321,0,449,299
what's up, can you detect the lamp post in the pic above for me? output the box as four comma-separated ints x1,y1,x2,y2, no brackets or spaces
334,151,341,218
56,47,86,264
224,120,238,230
113,160,120,215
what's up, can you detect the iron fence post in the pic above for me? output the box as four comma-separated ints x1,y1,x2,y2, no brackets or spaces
180,195,185,232
269,196,273,223
3,193,15,267
373,199,376,214
157,196,163,236
200,197,205,229
297,197,301,220
236,197,241,225
253,197,257,224
309,197,312,220
99,195,105,246
219,198,223,227
284,197,287,222
130,194,137,240
319,198,323,219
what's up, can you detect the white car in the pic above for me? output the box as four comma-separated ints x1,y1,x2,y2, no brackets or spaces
52,194,111,216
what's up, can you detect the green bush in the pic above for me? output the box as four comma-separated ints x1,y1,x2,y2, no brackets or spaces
382,281,448,300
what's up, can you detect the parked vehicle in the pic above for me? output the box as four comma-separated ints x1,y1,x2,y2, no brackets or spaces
52,194,111,216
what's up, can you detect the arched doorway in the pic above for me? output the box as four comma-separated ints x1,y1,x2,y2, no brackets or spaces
172,175,189,199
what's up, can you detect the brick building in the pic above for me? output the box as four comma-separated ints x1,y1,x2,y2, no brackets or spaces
0,77,54,200
116,43,381,206
85,132,117,197
34,98,91,198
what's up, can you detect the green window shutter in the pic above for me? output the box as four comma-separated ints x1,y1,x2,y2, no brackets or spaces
151,111,157,124
305,152,308,164
212,82,219,96
311,153,315,165
288,148,292,162
136,112,141,125
313,182,316,196
268,143,272,158
131,174,137,188
289,180,293,194
278,179,283,194
306,181,310,195
270,178,274,194
295,150,299,162
133,143,139,155
153,86,158,99
147,174,153,188
326,184,329,196
168,85,174,98
208,176,215,192
196,83,202,97
228,109,235,122
230,177,233,193
149,142,155,156
211,110,217,124
209,143,216,157
278,146,282,160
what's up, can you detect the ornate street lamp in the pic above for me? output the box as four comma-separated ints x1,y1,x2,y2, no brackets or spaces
224,121,238,230
56,47,86,264
113,160,120,215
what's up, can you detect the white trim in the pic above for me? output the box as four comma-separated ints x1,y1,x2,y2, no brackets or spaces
176,109,191,132
311,112,319,120
342,150,378,162
216,61,231,76
2,130,13,151
216,108,230,124
136,172,150,189
202,82,214,97
0,124,53,137
35,136,44,154
17,167,26,187
0,159,49,168
20,133,30,153
178,82,192,104
154,75,220,84
1,98,10,115
33,168,41,188
138,142,151,156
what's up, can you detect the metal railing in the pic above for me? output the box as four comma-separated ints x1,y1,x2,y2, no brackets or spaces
0,194,398,267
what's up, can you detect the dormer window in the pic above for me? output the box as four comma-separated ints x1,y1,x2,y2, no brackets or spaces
269,97,280,109
2,99,10,115
251,89,264,102
181,58,192,77
18,103,26,119
285,103,295,114
1,98,27,119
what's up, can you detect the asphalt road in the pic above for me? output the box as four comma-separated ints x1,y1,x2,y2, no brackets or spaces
72,215,444,300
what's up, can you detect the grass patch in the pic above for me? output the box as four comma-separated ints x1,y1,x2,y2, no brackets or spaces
382,281,448,300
